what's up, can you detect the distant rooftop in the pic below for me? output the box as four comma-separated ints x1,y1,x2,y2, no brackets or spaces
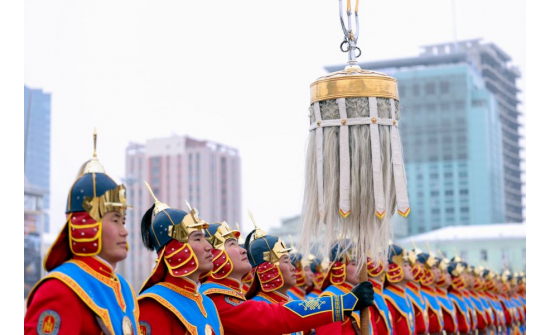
397,223,525,243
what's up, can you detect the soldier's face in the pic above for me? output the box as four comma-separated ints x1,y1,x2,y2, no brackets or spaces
98,211,128,267
188,231,214,273
346,260,360,285
278,254,296,289
304,266,314,287
402,262,414,282
224,239,252,278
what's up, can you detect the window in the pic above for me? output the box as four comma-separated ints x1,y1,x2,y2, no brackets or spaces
460,250,468,261
460,207,469,213
444,172,453,178
472,99,485,107
431,208,440,214
480,250,488,261
430,173,438,180
459,172,468,178
445,190,454,196
445,208,454,214
425,82,436,95
431,191,439,196
418,225,426,233
417,174,423,180
501,249,510,266
426,104,436,112
413,84,420,96
440,81,450,94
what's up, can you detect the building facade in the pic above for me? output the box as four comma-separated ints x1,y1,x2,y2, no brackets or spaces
24,85,51,233
120,135,242,289
398,223,526,273
24,178,45,298
327,39,523,235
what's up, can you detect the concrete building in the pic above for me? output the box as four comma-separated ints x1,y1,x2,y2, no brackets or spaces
24,178,45,298
24,85,51,233
328,39,523,235
398,223,526,272
120,135,242,289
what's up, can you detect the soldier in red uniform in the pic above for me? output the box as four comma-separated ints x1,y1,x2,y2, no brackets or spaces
433,255,459,335
199,220,375,335
137,187,222,335
405,248,429,335
416,252,445,334
466,266,494,334
366,255,392,335
481,270,506,334
305,256,325,300
315,242,378,335
25,133,139,335
287,253,316,301
383,244,416,335
446,261,471,335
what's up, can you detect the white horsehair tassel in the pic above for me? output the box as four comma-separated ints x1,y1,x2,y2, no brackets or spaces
390,99,410,217
337,98,351,218
368,97,386,219
314,102,325,219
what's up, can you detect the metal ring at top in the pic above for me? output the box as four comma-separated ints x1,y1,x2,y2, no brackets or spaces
340,40,350,53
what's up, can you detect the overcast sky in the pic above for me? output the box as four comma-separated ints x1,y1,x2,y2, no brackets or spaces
24,0,525,238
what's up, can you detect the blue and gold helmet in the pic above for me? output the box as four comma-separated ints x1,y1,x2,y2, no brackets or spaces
44,132,130,272
243,212,292,296
139,183,209,292
202,221,241,280
320,240,354,290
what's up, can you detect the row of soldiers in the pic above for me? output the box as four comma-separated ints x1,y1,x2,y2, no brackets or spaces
24,137,526,335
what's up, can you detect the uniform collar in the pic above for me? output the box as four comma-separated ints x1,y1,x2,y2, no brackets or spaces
406,281,421,295
73,255,116,278
369,277,383,292
386,282,406,296
204,276,244,293
165,273,200,294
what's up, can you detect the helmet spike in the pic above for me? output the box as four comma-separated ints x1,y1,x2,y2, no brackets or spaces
143,180,160,203
248,209,267,238
93,127,98,158
143,180,169,214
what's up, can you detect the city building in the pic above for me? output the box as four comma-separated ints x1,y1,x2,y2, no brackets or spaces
397,223,526,272
24,85,51,233
327,39,523,235
120,135,242,289
24,178,45,298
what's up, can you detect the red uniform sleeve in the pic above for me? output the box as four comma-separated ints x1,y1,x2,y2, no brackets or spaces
426,308,442,333
442,308,457,334
452,301,470,333
412,304,427,334
476,310,487,330
138,298,189,335
209,294,343,335
25,279,100,335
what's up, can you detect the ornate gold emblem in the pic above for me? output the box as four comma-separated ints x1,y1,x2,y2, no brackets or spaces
82,184,131,222
299,299,326,311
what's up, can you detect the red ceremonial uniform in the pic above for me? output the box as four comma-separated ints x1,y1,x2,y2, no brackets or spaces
406,282,429,335
25,256,136,335
139,275,208,335
202,276,351,335
448,287,470,334
435,287,458,334
316,281,377,335
419,285,444,333
369,278,391,335
384,284,415,335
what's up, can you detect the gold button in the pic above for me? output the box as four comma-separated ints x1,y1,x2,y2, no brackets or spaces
393,120,396,125
341,119,347,125
372,117,377,124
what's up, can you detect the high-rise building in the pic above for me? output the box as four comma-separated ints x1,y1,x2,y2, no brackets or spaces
24,178,45,298
120,135,242,289
24,85,51,233
326,39,523,235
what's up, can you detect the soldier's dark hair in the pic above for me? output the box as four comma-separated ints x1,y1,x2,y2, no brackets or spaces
141,204,155,251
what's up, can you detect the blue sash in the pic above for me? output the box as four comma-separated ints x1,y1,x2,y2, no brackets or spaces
436,293,458,330
48,261,138,335
140,283,222,335
384,287,415,335
462,295,478,329
448,292,471,328
487,297,505,326
406,286,429,328
287,289,303,301
305,291,320,300
373,290,393,335
479,296,494,324
420,290,444,329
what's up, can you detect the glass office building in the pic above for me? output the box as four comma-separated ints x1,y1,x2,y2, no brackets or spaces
24,85,51,233
326,40,521,235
